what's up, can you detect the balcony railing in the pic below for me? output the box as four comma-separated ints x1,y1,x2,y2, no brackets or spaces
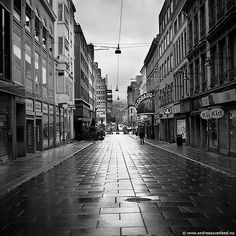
217,7,225,20
209,16,216,28
200,27,206,38
194,34,199,45
210,75,218,88
219,71,228,85
229,67,236,81
194,84,200,93
227,0,235,11
202,80,207,91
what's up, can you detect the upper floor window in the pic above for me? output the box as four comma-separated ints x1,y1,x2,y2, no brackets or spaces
58,3,63,21
13,32,23,84
25,4,32,32
25,43,32,79
13,0,21,21
64,6,69,25
174,20,177,35
0,7,10,79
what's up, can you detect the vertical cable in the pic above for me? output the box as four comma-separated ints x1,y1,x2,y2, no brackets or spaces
118,0,123,45
116,55,120,91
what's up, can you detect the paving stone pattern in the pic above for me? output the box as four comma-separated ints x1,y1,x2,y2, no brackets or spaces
0,135,236,235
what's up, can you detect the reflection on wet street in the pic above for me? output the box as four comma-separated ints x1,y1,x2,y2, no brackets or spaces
0,134,236,235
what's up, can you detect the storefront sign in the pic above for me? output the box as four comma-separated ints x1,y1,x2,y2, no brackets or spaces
201,96,210,106
164,107,172,114
35,101,42,113
16,96,25,104
43,103,48,114
49,105,54,115
200,108,224,119
210,108,224,119
213,89,236,104
172,104,180,114
200,110,211,120
26,99,34,111
135,92,154,114
56,107,59,116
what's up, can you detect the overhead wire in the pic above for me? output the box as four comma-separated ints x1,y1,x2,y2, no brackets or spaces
118,0,124,46
116,0,123,98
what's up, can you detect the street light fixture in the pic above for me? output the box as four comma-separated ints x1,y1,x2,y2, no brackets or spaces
115,44,121,54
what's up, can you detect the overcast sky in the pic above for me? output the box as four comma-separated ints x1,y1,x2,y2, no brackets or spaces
74,0,165,101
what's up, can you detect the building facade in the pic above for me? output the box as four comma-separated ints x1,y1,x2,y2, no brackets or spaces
95,67,107,126
183,0,236,156
74,24,95,140
143,35,160,139
54,0,76,144
127,81,139,130
0,0,62,162
106,88,113,125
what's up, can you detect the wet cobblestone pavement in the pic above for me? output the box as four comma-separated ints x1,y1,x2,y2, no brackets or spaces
0,135,236,235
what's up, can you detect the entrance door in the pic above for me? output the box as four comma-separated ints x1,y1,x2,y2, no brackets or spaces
26,120,34,153
208,119,218,151
230,108,236,156
36,119,42,151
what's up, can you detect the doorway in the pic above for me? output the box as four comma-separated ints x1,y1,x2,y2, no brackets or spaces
36,119,42,151
26,119,34,153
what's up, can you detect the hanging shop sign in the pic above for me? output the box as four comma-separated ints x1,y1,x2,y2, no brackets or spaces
200,110,211,120
135,92,153,114
200,108,224,120
209,108,224,119
164,107,172,115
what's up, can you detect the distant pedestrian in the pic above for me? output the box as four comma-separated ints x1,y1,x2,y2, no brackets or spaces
139,130,145,144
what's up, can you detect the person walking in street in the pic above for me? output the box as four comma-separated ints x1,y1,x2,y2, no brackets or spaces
139,130,145,144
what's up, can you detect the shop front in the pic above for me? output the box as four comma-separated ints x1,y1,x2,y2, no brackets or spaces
49,105,54,148
43,103,49,149
194,88,236,157
135,92,154,139
35,101,43,151
0,94,10,162
55,106,60,145
159,106,175,143
26,99,35,153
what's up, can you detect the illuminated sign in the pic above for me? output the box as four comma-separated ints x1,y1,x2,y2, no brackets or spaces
135,92,153,114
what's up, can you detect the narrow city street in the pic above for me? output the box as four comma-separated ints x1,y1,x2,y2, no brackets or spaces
0,134,236,236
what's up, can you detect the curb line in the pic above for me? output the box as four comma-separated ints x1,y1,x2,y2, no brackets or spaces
0,142,93,197
129,135,235,178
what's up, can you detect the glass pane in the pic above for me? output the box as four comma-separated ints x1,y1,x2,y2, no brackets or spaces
219,112,228,154
42,57,47,85
209,119,218,149
230,108,236,154
13,32,22,83
25,43,31,79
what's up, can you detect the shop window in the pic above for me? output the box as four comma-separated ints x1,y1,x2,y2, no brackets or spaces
0,114,7,157
209,119,218,149
230,108,236,154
